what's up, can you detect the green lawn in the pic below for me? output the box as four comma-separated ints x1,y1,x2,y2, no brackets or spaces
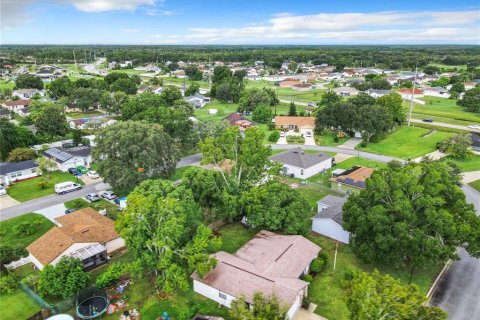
217,223,258,253
359,126,454,159
7,171,85,202
0,289,41,320
0,213,54,249
411,113,477,126
335,157,388,170
66,111,103,118
442,154,480,172
405,97,480,123
468,179,480,192
169,166,193,181
427,63,467,71
307,233,442,320
315,131,350,147
193,100,238,122
0,79,15,91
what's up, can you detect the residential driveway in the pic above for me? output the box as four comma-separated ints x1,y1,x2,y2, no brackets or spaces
35,203,67,222
413,150,446,163
333,153,353,163
338,138,363,150
277,135,288,145
79,175,101,185
301,129,316,146
0,195,20,210
462,171,480,184
294,309,328,320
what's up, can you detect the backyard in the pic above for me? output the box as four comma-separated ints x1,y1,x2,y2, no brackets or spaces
0,288,41,320
0,213,53,249
6,171,85,202
66,110,104,119
358,126,454,159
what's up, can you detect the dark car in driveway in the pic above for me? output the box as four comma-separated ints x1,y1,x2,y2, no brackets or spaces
68,167,79,175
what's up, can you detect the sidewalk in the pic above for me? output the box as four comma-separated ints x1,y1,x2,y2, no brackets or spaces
462,171,480,184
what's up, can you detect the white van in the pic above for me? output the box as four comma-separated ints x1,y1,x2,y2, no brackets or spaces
55,181,82,194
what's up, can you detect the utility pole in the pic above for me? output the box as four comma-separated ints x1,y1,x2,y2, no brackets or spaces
407,63,418,127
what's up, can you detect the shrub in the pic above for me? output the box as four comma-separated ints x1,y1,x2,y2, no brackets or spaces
319,252,329,265
310,257,325,273
66,199,86,210
95,262,129,289
268,131,280,143
0,246,27,268
14,222,35,237
302,274,313,282
333,137,339,142
359,141,368,148
0,274,18,294
302,296,311,309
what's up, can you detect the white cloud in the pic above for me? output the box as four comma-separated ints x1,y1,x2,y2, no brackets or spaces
59,0,162,12
1,0,36,31
148,10,480,44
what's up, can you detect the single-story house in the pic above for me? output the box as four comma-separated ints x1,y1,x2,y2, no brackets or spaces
423,87,450,98
312,195,350,244
332,87,359,97
397,88,424,99
269,147,332,179
192,230,321,320
292,83,312,91
42,146,92,172
470,133,480,153
12,89,44,99
0,160,39,186
465,82,477,90
27,208,125,270
1,99,31,112
330,166,374,194
366,89,391,98
274,116,315,130
185,93,211,109
17,107,31,118
0,108,11,119
224,113,253,129
279,78,302,88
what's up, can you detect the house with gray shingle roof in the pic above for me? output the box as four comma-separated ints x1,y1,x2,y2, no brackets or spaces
0,159,39,186
269,147,333,179
312,195,350,244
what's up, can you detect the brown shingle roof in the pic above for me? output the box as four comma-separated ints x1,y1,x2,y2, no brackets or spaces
2,99,31,107
27,208,120,265
330,166,374,189
192,230,321,305
274,116,315,128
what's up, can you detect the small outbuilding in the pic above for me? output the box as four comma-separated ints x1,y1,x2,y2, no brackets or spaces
312,195,350,244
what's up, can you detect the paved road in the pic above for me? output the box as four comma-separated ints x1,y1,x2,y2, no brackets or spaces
271,144,405,163
176,153,202,168
430,184,480,319
410,118,480,133
0,182,109,221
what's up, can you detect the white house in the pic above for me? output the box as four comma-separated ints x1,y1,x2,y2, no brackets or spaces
366,89,392,98
332,86,359,97
269,147,333,179
184,93,211,109
312,195,350,244
27,208,125,270
424,87,450,98
0,160,39,186
42,147,92,171
12,89,44,99
192,230,321,320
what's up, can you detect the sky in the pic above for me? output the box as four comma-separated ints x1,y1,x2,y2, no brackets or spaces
1,0,480,45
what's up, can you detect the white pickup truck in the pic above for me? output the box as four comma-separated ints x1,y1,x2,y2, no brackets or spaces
55,181,82,194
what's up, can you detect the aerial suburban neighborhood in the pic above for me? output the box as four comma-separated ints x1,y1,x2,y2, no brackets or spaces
0,1,479,320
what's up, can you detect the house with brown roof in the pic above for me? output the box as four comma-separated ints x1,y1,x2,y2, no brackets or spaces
279,78,302,88
27,208,125,270
274,116,315,130
224,113,253,130
292,83,312,91
329,166,374,194
1,99,31,112
192,230,321,319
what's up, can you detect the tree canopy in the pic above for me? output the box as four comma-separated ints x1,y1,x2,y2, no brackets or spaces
15,74,44,90
0,118,37,160
92,121,178,193
229,293,288,320
343,161,480,279
116,179,221,293
457,85,480,113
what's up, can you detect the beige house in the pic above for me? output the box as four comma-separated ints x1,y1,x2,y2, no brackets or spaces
274,116,315,130
27,208,125,270
192,230,321,320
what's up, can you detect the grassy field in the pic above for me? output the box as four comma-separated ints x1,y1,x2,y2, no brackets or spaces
442,154,480,172
405,97,480,123
468,179,480,192
427,63,467,71
359,126,454,159
0,213,53,249
193,100,238,122
0,79,15,91
244,79,325,104
335,157,388,170
66,111,104,118
7,171,85,202
315,131,350,147
0,289,41,320
411,113,477,126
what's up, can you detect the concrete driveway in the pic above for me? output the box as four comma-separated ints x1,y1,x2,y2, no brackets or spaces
35,203,67,222
294,309,328,320
277,134,288,145
338,138,362,150
0,195,20,210
462,171,480,184
301,129,316,146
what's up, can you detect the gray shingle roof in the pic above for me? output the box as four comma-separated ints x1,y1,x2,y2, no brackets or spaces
269,147,332,169
313,195,347,224
0,160,37,175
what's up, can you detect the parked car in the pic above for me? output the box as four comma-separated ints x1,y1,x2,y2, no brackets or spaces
55,182,82,194
100,190,117,200
68,167,79,175
422,118,433,123
76,165,88,174
305,131,312,137
86,193,100,202
280,132,286,137
0,186,7,196
467,124,480,130
65,208,76,214
87,171,99,179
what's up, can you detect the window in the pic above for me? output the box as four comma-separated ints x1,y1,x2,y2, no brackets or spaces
219,292,227,300
301,169,304,175
31,168,36,173
10,171,22,178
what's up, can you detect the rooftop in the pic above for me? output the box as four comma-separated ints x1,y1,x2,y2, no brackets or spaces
269,147,332,169
0,159,37,175
330,166,374,189
274,116,315,128
313,195,347,224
